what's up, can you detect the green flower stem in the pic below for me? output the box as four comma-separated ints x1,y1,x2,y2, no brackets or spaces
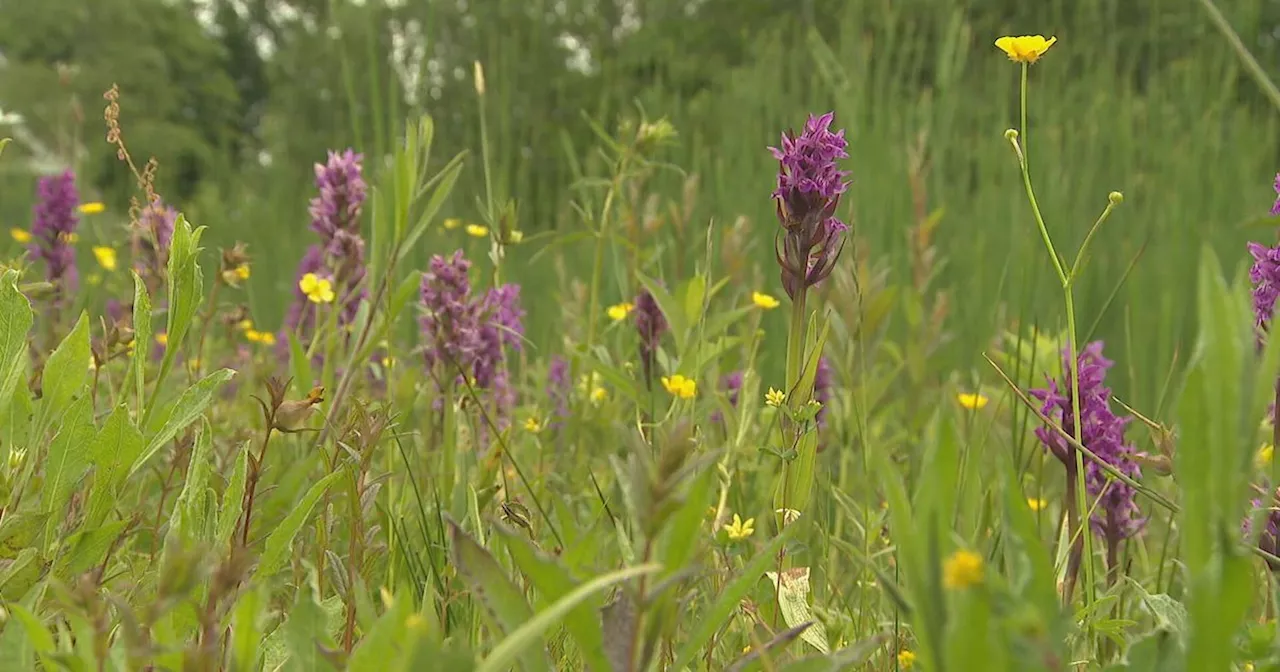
1011,61,1095,611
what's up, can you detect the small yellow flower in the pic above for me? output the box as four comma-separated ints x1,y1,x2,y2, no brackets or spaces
898,650,916,670
507,230,524,244
957,392,989,410
381,355,396,369
1027,497,1048,512
238,319,254,331
59,232,79,244
92,246,117,271
590,386,608,404
9,228,31,243
155,332,168,346
765,387,786,407
751,291,780,310
299,273,336,304
77,202,106,215
259,332,277,346
607,302,634,321
994,35,1057,64
661,374,697,399
234,264,250,280
524,417,543,432
723,514,755,541
443,217,461,230
465,224,489,238
1258,444,1274,468
943,549,984,589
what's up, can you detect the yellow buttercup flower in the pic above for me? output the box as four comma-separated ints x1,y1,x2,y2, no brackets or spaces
465,224,489,238
245,329,277,346
943,549,984,589
590,387,608,403
238,319,254,331
751,291,780,310
723,514,755,541
765,387,786,408
92,246,117,271
9,228,31,243
957,392,989,410
662,374,697,399
898,651,916,670
443,217,461,230
234,264,250,280
299,273,336,304
155,332,168,346
607,302,634,321
994,35,1057,64
1027,497,1048,512
77,202,106,215
524,417,542,432
1258,444,1274,468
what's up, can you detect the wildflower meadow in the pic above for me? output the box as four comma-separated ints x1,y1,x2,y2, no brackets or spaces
5,1,1280,670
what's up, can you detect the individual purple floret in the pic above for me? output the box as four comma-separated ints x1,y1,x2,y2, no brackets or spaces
546,355,571,428
1249,241,1280,343
1030,341,1145,542
768,112,851,299
814,356,832,429
1272,172,1280,216
29,171,81,300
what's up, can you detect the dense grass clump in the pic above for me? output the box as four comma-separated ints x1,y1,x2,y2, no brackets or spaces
5,15,1280,672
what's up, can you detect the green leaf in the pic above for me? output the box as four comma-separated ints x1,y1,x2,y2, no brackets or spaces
0,270,33,417
0,549,39,594
6,601,55,654
0,138,10,159
671,523,799,670
217,445,249,546
34,311,91,440
131,271,152,414
490,523,609,672
55,520,129,579
131,368,235,478
448,519,549,672
347,590,412,672
682,273,707,326
41,395,95,548
726,621,814,672
147,215,204,426
476,563,661,672
396,153,466,266
85,404,145,527
283,583,337,672
161,418,214,570
255,470,344,580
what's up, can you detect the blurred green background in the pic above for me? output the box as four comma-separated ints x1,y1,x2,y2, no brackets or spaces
3,0,1279,408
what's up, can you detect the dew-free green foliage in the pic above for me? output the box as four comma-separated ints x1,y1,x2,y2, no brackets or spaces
4,1,1280,671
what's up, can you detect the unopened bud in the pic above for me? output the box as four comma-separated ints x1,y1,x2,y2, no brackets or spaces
1004,128,1019,142
1108,191,1123,205
473,61,486,96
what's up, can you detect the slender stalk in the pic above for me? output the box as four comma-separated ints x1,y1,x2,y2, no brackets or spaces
190,279,222,381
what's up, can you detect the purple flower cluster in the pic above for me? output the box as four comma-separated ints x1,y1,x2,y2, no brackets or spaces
1249,175,1280,344
419,250,525,428
29,171,81,299
1244,493,1280,570
814,355,832,429
769,112,850,299
1030,342,1145,542
635,288,667,382
285,149,369,335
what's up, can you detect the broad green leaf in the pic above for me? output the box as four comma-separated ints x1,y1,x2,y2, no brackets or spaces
347,589,412,672
671,523,799,670
85,404,145,527
230,584,269,672
490,523,609,672
256,470,344,580
476,563,661,672
764,567,829,654
682,273,707,326
0,548,39,594
6,602,55,654
0,270,33,416
283,583,337,672
131,271,152,414
131,368,235,478
448,519,549,672
55,520,129,579
41,395,95,548
217,445,249,546
146,215,204,426
34,311,90,439
160,417,213,571
396,153,466,265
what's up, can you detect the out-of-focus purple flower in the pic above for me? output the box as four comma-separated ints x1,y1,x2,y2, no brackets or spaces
1249,241,1280,343
635,288,667,382
711,370,745,426
769,112,850,299
1030,341,1145,542
814,356,832,428
309,149,367,241
105,299,126,324
134,199,178,294
29,171,81,300
546,355,570,427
